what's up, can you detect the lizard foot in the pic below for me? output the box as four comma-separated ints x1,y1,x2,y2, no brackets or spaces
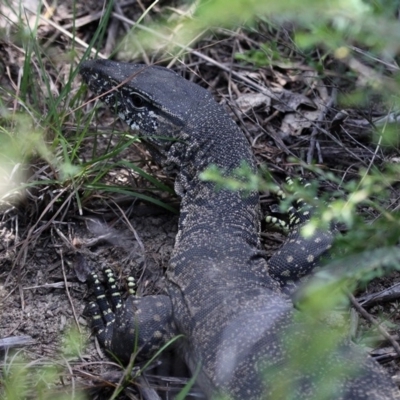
86,268,177,364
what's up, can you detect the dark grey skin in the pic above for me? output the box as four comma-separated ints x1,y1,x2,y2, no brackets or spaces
80,59,399,399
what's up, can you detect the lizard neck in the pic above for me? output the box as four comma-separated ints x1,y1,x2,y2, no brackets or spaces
163,99,272,288
172,99,260,242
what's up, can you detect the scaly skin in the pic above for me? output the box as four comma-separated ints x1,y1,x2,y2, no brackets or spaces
80,59,398,399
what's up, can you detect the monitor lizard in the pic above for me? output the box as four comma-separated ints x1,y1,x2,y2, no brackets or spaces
80,59,398,399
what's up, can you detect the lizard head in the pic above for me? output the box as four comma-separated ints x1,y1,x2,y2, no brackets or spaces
80,59,207,149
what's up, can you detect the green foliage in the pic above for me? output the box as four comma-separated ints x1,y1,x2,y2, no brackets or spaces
202,161,400,301
0,327,86,400
265,318,353,400
0,0,175,214
296,247,400,310
235,43,282,67
200,162,271,193
102,334,185,400
201,162,400,398
175,365,201,400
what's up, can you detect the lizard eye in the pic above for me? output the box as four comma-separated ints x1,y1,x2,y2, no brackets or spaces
131,93,146,109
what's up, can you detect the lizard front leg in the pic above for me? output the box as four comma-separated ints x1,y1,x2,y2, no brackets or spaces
86,269,178,364
266,180,337,291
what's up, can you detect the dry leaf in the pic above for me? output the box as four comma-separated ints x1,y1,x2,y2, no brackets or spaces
281,109,322,137
271,88,317,113
236,93,271,113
